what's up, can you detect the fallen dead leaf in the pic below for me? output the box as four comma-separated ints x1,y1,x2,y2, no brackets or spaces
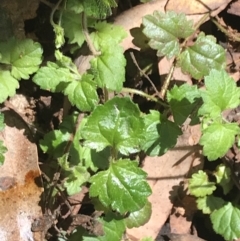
0,109,43,241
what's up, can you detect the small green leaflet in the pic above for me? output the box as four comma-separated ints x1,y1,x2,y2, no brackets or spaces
82,97,145,155
167,84,201,125
198,69,240,117
66,0,84,13
0,113,5,131
64,74,99,111
90,21,127,48
89,159,152,214
90,45,126,92
197,196,226,214
142,11,194,59
141,110,182,156
199,122,240,161
63,167,90,195
214,164,233,195
0,70,19,103
189,170,216,197
125,201,152,228
89,22,127,91
62,11,85,47
0,38,42,80
33,61,74,92
178,33,226,80
211,202,240,240
0,141,7,165
72,213,125,241
82,0,117,19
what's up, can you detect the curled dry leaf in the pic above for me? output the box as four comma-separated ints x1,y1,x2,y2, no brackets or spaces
0,109,43,241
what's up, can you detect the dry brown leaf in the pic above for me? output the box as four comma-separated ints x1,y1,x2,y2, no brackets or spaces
0,109,43,241
126,124,204,240
166,0,231,14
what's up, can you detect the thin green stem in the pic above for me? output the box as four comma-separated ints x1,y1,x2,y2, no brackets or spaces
81,12,101,56
121,87,169,107
50,0,63,27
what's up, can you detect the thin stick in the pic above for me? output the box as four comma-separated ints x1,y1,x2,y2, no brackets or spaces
130,51,160,97
160,63,175,99
122,87,169,107
81,13,101,56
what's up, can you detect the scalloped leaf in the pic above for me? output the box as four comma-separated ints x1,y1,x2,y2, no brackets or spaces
197,196,226,214
82,0,117,19
125,200,152,228
0,38,42,79
33,61,74,92
142,11,194,59
141,110,181,156
199,122,240,161
214,164,233,195
64,74,99,111
198,69,240,117
211,202,240,240
62,11,85,47
167,84,201,125
82,97,145,155
0,70,19,103
178,33,226,80
90,45,126,92
189,170,216,197
89,159,152,214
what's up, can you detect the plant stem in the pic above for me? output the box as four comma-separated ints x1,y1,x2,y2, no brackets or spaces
160,63,175,99
81,12,101,56
50,0,63,27
122,87,169,107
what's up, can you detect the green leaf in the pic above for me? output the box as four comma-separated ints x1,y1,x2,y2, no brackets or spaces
125,201,152,228
0,113,5,131
189,170,216,197
33,62,74,92
53,24,65,49
90,21,127,49
0,70,19,103
199,122,240,161
90,45,126,92
0,140,7,165
63,166,90,195
89,159,152,214
82,0,117,19
197,196,226,214
210,202,240,240
198,69,240,117
140,238,155,241
82,97,145,155
141,110,182,156
62,11,85,47
64,74,99,111
142,11,194,59
214,164,233,195
40,130,71,158
40,113,81,158
0,38,43,79
178,33,226,80
167,84,201,125
66,0,84,13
